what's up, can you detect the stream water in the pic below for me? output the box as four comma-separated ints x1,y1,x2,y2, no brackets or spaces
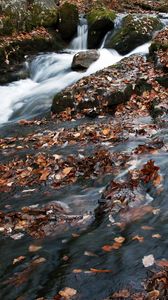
0,15,168,300
0,14,151,125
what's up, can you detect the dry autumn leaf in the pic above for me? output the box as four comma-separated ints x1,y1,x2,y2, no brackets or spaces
102,128,110,135
114,236,125,244
59,287,77,298
39,169,50,181
102,245,113,252
62,167,73,176
156,260,168,268
132,235,144,243
90,268,112,273
13,256,26,265
29,245,42,252
152,234,161,239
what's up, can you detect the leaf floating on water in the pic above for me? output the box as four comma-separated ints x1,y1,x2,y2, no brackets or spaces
90,268,112,273
114,236,125,244
111,289,130,298
132,235,144,243
72,269,82,273
142,254,155,267
13,256,25,265
102,245,113,252
11,233,24,240
59,287,77,298
141,225,154,230
156,260,168,268
33,257,46,264
29,245,42,252
152,234,161,239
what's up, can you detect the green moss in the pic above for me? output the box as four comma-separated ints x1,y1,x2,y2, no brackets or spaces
87,7,116,49
106,15,163,54
25,4,58,31
158,4,168,13
58,2,78,41
87,7,116,26
0,4,58,36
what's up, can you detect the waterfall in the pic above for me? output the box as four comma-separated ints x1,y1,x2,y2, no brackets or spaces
69,15,88,50
0,13,160,125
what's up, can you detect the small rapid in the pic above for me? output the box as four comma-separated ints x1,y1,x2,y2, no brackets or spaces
0,16,155,125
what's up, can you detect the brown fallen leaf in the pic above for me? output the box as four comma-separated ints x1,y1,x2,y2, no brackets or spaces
152,234,161,239
72,269,82,273
132,235,144,243
39,169,50,181
147,290,160,299
90,268,112,273
59,287,77,298
153,175,162,187
62,167,73,176
29,245,42,252
141,225,154,230
111,242,122,250
13,256,26,265
111,289,130,298
102,245,113,252
102,128,110,135
114,236,125,244
156,260,168,268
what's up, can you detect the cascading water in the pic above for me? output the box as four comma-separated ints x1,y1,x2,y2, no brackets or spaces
69,15,88,50
0,15,163,125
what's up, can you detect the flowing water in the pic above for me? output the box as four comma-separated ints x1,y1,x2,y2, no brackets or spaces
0,15,168,300
0,15,152,125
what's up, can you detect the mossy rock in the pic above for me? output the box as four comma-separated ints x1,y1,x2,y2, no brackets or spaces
87,7,116,49
158,4,168,13
0,4,58,35
149,27,168,54
105,15,163,55
58,2,78,42
25,4,58,31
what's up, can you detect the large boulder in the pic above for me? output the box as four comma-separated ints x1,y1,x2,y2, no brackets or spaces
0,3,58,35
51,54,152,117
71,50,100,71
105,14,163,55
58,2,78,42
87,7,116,49
149,26,168,70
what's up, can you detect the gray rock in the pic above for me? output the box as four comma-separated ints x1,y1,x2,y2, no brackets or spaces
71,50,100,71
